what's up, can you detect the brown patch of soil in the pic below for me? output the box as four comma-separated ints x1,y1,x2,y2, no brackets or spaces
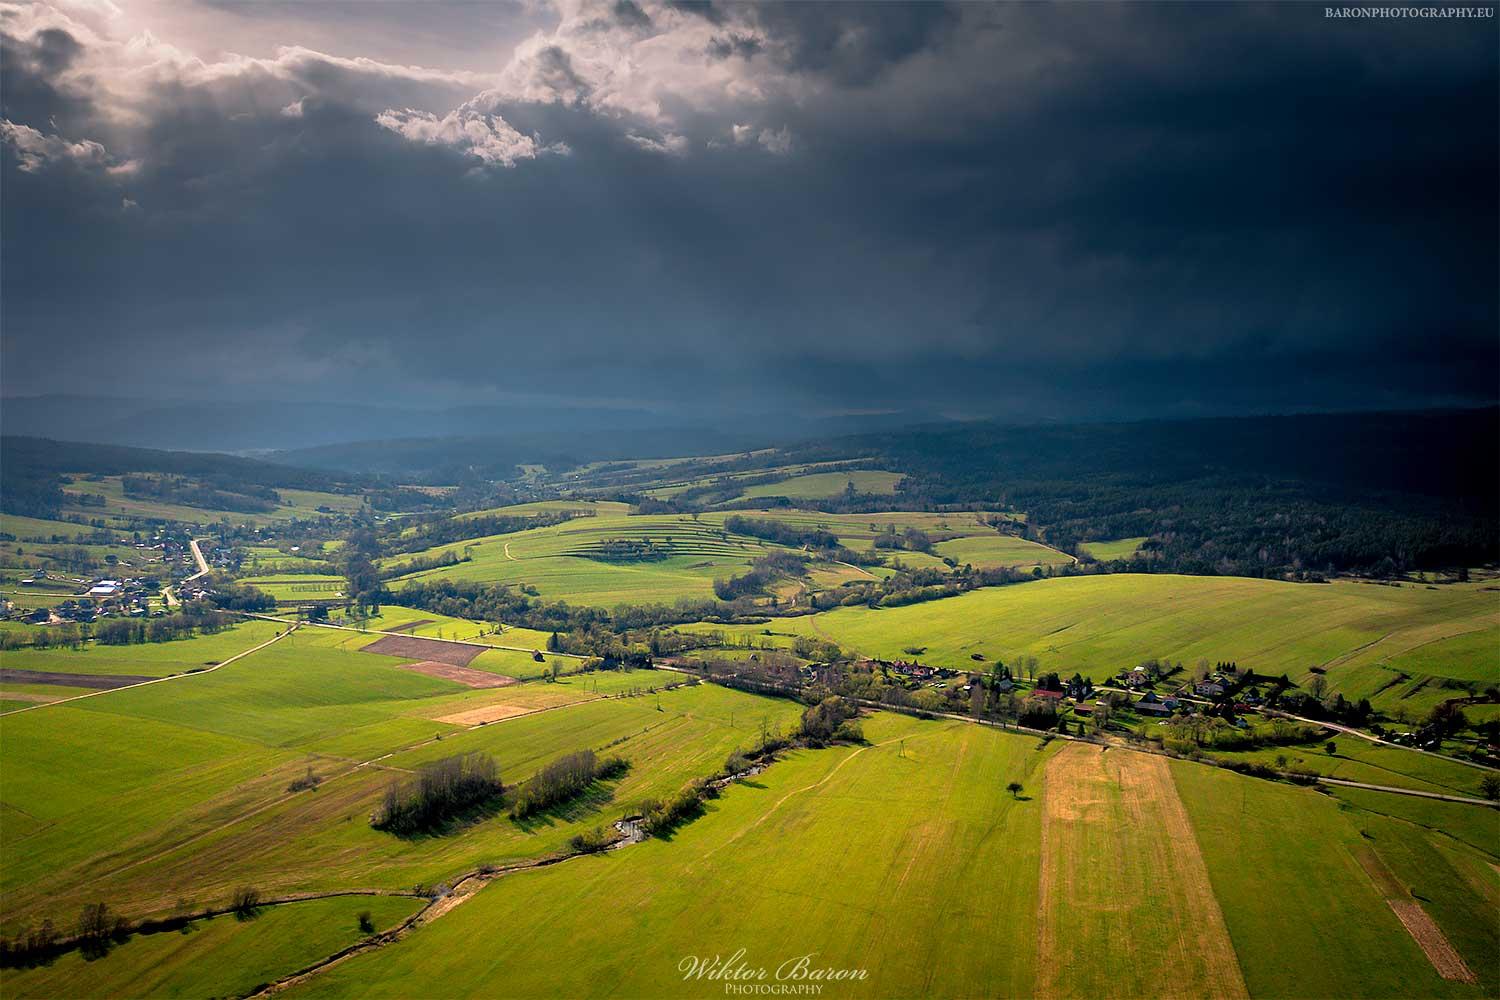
1036,744,1248,1000
384,618,435,634
399,660,517,689
361,634,487,666
434,702,537,726
0,668,154,688
1356,846,1477,983
1389,901,1477,983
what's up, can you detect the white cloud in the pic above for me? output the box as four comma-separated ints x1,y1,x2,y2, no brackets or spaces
374,107,567,168
280,98,305,118
0,117,129,173
758,126,792,155
626,131,688,155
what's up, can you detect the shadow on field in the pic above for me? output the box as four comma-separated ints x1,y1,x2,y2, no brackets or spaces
384,794,510,841
508,782,618,833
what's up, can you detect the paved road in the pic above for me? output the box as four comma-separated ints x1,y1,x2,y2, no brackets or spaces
1316,777,1499,807
1262,707,1499,773
187,537,212,580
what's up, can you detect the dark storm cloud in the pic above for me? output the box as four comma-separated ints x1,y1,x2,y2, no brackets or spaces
1,0,1495,421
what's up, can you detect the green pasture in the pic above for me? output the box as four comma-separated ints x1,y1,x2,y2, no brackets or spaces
337,606,558,653
59,477,363,527
383,512,782,607
1207,737,1492,798
239,575,346,601
0,619,283,677
1,619,803,934
456,500,632,520
31,681,802,930
0,896,421,1000
933,534,1074,569
682,575,1497,708
737,470,904,500
1079,536,1148,560
1175,761,1493,998
0,514,119,541
288,714,1052,1000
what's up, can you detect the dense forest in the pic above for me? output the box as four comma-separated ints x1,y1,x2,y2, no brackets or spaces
775,409,1499,577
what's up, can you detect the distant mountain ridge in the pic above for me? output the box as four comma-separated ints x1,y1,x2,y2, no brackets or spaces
0,395,943,456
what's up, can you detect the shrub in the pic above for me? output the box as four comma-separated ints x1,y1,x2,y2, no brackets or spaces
231,887,261,917
357,910,375,933
568,826,614,853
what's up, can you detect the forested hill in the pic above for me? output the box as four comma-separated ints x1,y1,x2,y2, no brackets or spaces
781,408,1499,577
0,436,363,519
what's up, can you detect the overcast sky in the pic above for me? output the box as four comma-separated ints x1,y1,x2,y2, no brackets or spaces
2,0,1496,423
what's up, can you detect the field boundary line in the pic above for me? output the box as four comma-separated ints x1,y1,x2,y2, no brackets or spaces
0,624,297,717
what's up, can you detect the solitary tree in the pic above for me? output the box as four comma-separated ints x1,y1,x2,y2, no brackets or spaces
1006,781,1024,799
1325,740,1338,755
1480,775,1500,801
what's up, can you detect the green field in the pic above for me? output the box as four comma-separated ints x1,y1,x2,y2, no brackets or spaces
239,575,346,600
0,896,422,1000
1079,536,1148,560
0,514,120,541
0,623,803,935
59,476,364,526
282,718,1494,1000
678,575,1499,710
737,470,905,501
382,512,788,607
932,533,1075,570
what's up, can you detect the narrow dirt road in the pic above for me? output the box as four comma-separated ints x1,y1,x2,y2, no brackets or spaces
2,625,297,717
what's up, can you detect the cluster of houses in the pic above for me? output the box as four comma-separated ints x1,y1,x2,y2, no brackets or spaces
863,658,962,687
8,575,162,626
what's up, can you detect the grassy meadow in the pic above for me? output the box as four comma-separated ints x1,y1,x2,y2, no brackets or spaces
283,715,1495,1000
678,574,1498,711
58,476,363,527
381,511,785,607
0,896,422,1000
0,621,803,938
736,469,905,500
1079,536,1148,560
